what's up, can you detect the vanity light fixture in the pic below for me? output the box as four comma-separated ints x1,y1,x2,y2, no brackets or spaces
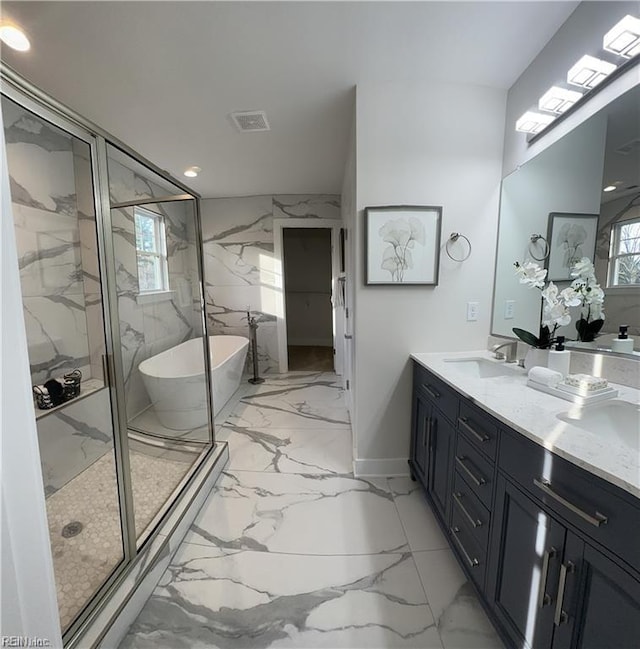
515,111,555,134
603,15,640,59
603,185,617,192
538,86,584,114
0,23,30,52
183,166,201,178
567,55,617,89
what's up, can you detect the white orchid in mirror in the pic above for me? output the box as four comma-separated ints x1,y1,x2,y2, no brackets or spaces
379,217,425,282
512,257,604,348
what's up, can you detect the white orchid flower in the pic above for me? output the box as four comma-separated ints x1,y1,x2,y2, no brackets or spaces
570,257,597,281
515,261,547,289
559,286,582,307
543,300,571,328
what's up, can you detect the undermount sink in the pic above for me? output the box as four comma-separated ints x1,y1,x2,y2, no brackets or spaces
557,400,640,449
443,357,519,378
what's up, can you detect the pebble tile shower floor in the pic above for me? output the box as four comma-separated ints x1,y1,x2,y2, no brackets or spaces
120,372,504,649
46,448,198,631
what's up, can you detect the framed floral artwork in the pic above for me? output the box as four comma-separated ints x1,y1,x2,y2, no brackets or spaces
546,212,598,281
364,205,442,285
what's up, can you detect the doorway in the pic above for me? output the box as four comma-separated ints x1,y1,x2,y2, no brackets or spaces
283,228,333,371
274,218,343,374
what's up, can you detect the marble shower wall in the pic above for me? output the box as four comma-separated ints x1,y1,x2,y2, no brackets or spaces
201,195,341,373
107,153,204,420
3,96,103,386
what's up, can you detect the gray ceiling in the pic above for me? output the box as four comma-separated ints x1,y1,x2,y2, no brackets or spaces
1,1,579,198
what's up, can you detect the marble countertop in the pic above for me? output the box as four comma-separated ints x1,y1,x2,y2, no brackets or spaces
410,350,640,500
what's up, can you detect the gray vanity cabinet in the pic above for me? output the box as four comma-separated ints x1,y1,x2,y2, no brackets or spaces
410,360,640,649
410,364,455,524
489,475,640,649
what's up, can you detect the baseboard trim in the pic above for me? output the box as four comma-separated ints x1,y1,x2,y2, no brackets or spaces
353,457,410,478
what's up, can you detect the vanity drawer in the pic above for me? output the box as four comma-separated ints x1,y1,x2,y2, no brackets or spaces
413,362,458,424
450,506,486,591
452,471,490,551
500,430,640,572
456,433,495,511
458,400,498,461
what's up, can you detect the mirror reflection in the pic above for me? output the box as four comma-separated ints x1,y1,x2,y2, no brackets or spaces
492,83,640,352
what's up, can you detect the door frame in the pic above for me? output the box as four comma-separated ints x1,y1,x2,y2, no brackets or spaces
273,218,343,374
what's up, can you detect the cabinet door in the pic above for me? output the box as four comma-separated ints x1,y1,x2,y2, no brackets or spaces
410,392,430,482
428,408,453,524
552,532,640,649
488,476,566,649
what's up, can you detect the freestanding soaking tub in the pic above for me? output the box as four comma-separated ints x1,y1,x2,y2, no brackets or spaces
138,335,249,431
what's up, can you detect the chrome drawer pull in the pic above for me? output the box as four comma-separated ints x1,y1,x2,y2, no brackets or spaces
453,492,482,528
458,416,490,443
538,547,557,609
456,456,487,487
533,479,608,528
451,526,479,568
554,561,575,626
421,383,440,400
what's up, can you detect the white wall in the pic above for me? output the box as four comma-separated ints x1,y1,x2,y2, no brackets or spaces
503,1,640,175
0,111,62,647
352,81,506,473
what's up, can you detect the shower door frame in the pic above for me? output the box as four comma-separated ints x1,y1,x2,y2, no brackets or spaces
1,65,217,647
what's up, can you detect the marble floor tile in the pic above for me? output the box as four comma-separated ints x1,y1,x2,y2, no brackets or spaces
184,470,409,555
120,544,443,649
413,549,504,649
228,388,350,429
222,424,353,475
388,478,450,552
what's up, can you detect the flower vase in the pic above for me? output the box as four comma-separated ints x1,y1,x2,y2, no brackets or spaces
523,348,550,371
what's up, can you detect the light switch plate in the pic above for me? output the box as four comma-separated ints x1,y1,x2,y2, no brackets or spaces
467,301,479,321
505,300,515,319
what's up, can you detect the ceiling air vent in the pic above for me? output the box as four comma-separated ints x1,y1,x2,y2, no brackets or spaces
231,110,270,132
615,137,640,155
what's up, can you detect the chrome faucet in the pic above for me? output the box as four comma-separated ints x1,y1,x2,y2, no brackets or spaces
491,340,518,363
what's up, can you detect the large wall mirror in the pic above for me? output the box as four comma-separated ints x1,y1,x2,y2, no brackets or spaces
492,81,640,352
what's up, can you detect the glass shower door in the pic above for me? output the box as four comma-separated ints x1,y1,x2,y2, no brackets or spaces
1,95,128,634
106,145,213,543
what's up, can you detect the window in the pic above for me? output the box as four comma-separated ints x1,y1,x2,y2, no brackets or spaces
609,217,640,286
134,207,169,293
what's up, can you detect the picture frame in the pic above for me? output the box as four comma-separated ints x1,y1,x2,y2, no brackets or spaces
546,212,598,281
365,205,442,285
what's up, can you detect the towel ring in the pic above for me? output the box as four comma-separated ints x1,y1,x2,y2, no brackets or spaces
445,232,472,262
529,234,550,261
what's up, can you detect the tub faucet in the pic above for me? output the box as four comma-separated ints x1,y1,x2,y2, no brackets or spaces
491,340,518,363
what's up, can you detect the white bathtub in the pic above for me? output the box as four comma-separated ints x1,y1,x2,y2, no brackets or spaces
138,335,249,431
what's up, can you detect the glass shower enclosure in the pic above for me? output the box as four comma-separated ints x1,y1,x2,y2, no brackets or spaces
1,72,216,643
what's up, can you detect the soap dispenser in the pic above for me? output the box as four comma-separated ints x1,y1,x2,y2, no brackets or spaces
547,335,571,377
611,325,635,353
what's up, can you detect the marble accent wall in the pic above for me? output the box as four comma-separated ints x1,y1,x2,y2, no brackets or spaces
3,96,101,385
201,195,341,373
107,153,204,419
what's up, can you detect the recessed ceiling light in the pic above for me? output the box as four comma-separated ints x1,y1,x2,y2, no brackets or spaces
515,111,555,134
183,166,201,178
0,23,30,52
538,86,584,114
603,15,640,58
567,55,616,89
603,185,617,192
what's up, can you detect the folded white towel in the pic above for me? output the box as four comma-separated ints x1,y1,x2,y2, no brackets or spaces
528,366,563,387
